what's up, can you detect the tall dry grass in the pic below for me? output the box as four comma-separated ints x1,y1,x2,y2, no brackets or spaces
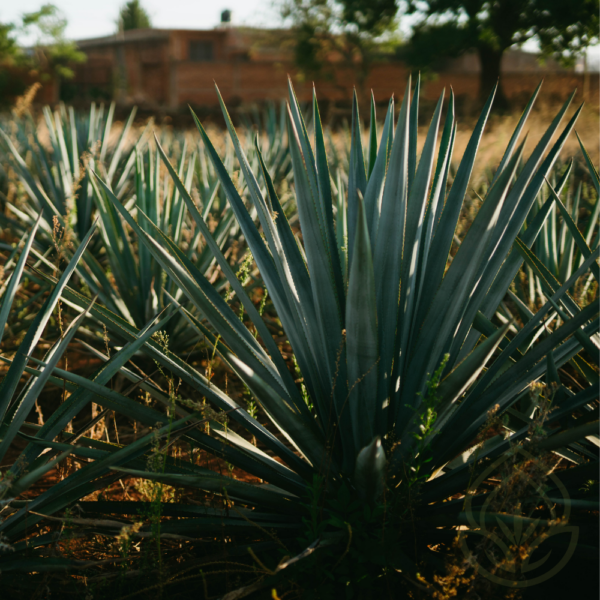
451,103,599,188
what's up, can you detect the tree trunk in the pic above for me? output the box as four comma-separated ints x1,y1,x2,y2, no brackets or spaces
477,45,510,111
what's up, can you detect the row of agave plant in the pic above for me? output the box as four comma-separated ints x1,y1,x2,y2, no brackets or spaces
0,78,597,598
0,100,296,353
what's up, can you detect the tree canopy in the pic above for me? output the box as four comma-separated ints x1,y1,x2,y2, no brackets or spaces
282,0,598,108
0,23,18,61
21,4,86,80
404,0,600,106
0,4,84,82
280,0,399,87
118,0,152,32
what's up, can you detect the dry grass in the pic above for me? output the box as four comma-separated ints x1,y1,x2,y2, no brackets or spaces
452,103,599,188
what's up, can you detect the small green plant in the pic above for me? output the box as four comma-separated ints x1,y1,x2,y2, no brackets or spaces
404,353,449,488
115,520,143,574
293,354,313,412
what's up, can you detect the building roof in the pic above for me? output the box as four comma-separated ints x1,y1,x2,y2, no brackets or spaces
76,28,207,48
75,26,290,50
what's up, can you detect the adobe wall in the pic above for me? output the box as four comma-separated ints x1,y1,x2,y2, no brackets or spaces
63,32,600,112
174,61,598,109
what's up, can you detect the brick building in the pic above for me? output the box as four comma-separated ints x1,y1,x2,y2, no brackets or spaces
68,27,597,109
72,27,301,108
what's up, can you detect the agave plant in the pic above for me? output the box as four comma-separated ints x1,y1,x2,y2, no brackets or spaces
0,102,140,243
0,102,295,354
516,150,599,309
0,79,597,597
81,140,245,352
239,100,292,191
0,110,218,353
0,103,144,350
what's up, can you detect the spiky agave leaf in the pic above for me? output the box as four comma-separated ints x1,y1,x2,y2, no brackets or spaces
0,83,597,592
72,80,595,565
112,82,593,501
0,102,296,354
0,102,139,241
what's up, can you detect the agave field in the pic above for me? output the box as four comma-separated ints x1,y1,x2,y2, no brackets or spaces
0,78,598,600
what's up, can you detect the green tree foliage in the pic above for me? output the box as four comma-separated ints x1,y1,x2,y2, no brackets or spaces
340,0,398,33
0,4,84,101
0,23,21,100
118,0,152,32
0,22,18,62
281,0,398,87
404,0,600,107
21,4,86,80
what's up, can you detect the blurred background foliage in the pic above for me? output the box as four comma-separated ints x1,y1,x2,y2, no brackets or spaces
402,0,600,107
0,4,85,103
1,1,598,110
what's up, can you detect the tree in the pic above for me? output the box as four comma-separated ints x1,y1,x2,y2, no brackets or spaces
118,0,152,31
280,0,398,91
0,22,22,102
0,4,84,85
21,4,86,80
404,0,600,108
0,22,18,62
